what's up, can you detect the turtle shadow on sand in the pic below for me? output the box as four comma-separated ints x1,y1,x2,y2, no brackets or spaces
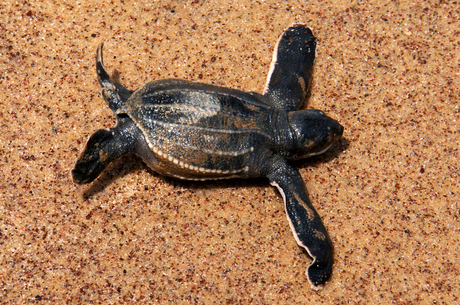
80,154,146,199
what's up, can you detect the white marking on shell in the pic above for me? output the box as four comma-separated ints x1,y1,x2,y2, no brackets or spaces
167,173,239,181
144,91,221,124
187,145,254,157
161,165,249,181
144,119,270,137
203,134,216,142
150,143,249,176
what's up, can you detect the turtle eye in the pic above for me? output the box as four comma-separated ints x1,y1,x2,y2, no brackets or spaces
288,110,343,159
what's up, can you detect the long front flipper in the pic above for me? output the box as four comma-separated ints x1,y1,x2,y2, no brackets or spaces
72,118,137,184
264,156,333,288
263,24,316,111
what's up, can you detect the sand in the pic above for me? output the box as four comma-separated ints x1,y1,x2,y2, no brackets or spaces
1,0,459,303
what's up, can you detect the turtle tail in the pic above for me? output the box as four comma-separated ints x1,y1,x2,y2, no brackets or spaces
96,43,134,111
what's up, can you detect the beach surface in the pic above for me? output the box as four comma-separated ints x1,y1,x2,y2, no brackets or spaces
1,0,459,303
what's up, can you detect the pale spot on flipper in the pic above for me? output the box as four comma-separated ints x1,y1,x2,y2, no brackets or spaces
314,229,326,241
101,80,117,91
293,193,315,221
99,150,108,162
296,74,307,95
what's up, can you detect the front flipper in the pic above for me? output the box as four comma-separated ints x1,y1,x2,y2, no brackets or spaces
72,118,137,184
264,156,333,288
263,24,316,111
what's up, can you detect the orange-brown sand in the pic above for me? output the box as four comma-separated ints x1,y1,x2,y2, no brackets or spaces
1,0,459,303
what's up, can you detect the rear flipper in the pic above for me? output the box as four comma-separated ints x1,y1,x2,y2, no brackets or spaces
265,157,333,289
96,44,134,111
263,24,316,111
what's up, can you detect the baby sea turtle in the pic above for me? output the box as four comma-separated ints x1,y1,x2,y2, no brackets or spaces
72,24,343,288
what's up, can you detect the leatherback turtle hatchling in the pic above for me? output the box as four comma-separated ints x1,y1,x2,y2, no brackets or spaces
72,24,344,288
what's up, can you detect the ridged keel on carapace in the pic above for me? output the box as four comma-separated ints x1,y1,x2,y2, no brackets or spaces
120,84,274,180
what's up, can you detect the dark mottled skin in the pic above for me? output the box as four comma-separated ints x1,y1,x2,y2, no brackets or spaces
72,25,343,288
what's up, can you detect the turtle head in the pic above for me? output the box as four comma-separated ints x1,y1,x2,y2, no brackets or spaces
287,110,343,159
